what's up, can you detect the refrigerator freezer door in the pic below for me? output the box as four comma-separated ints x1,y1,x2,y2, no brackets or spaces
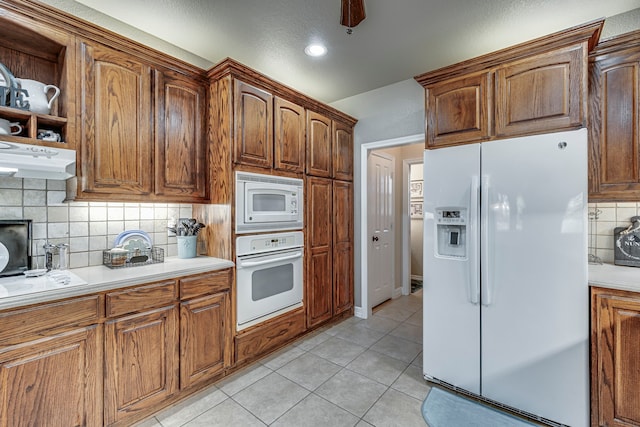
423,143,481,394
480,129,588,426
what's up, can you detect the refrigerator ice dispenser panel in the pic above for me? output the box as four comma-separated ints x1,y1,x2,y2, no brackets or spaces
435,208,467,259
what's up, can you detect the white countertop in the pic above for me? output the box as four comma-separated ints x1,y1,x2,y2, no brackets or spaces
589,262,640,293
0,256,234,311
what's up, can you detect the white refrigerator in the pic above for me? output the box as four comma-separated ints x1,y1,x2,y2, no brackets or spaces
422,128,588,426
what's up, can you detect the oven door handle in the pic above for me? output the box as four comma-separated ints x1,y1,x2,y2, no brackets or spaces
237,251,303,268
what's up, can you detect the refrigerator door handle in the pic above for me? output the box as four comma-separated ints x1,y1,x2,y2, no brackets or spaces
469,175,480,305
481,175,492,306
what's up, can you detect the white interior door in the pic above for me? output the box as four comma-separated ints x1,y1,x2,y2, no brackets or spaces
368,151,394,308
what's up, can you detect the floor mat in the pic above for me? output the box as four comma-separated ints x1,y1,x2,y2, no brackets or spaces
422,387,537,427
411,278,423,293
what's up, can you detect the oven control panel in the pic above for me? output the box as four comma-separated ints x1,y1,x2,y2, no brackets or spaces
236,231,304,256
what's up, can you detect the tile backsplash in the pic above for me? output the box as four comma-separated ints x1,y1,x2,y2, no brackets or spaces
0,177,192,268
589,202,640,264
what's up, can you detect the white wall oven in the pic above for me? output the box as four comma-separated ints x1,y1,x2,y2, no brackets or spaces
235,231,303,330
235,171,303,234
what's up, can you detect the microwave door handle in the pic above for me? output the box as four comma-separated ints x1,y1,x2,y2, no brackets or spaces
238,251,302,268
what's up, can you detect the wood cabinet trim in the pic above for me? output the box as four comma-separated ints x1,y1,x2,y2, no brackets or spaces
208,58,357,127
415,19,603,87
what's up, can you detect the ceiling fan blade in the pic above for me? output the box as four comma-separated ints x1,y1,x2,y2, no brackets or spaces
340,0,366,28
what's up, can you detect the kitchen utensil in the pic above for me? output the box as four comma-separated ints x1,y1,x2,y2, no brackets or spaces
0,62,16,106
14,78,60,115
0,118,22,135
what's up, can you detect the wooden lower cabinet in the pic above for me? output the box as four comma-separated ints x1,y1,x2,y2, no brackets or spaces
0,325,102,427
104,305,179,426
180,292,230,388
592,286,640,427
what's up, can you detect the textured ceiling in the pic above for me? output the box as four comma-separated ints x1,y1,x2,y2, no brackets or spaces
41,0,640,103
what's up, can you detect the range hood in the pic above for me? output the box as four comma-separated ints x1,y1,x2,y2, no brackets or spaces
0,141,76,180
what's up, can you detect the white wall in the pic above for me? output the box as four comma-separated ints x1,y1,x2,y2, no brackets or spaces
410,163,424,278
331,79,425,307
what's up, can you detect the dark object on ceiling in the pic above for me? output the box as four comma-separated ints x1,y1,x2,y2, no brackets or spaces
340,0,366,31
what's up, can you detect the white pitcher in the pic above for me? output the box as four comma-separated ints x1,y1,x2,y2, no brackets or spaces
14,78,60,115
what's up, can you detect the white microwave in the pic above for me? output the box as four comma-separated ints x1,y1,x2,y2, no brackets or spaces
235,171,303,234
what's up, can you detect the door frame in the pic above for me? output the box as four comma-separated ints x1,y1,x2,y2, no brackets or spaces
358,133,423,319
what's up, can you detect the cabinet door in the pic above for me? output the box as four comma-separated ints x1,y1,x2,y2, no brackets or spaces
274,97,305,173
180,292,230,389
332,121,354,181
79,40,153,197
495,44,585,137
306,111,332,177
592,288,640,427
589,46,640,200
234,80,273,168
333,180,353,315
0,326,102,427
426,72,491,147
306,177,333,327
105,305,178,425
155,69,207,201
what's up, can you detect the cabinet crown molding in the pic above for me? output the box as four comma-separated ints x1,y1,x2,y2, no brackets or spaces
208,57,358,127
414,18,604,87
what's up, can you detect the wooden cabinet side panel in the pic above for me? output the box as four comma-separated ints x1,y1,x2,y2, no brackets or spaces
495,44,586,137
180,293,228,389
0,326,102,427
79,41,152,196
306,110,332,177
332,121,354,181
426,72,491,147
155,70,207,200
274,97,305,172
104,305,179,425
233,80,273,168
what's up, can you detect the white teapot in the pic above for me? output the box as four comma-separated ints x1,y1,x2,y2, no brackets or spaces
14,78,60,115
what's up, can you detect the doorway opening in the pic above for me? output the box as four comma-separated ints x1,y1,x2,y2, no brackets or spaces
358,133,423,319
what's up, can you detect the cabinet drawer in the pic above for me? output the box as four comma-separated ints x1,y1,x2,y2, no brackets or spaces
180,269,232,300
235,307,305,364
106,280,177,317
0,295,103,345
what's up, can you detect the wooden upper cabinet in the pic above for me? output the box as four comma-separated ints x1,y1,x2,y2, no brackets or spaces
588,30,640,201
79,40,153,197
155,69,207,201
332,121,354,180
274,97,305,172
495,45,585,137
416,20,602,147
306,111,332,177
425,72,491,147
234,80,273,168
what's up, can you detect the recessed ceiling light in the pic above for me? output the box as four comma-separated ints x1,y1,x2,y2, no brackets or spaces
304,44,327,57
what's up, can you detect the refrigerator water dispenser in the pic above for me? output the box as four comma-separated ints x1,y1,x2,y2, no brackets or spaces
435,208,467,259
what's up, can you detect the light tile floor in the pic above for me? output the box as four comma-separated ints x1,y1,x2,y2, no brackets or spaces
137,290,428,427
